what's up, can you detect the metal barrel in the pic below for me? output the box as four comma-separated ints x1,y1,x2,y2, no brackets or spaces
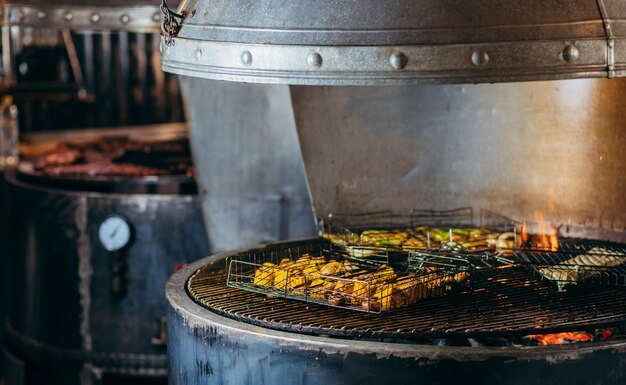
167,254,626,385
3,171,208,385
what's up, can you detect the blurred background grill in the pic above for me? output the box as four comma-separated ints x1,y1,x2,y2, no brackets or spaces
8,28,184,132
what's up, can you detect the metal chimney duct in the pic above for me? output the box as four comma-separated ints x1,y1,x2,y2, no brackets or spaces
160,0,625,85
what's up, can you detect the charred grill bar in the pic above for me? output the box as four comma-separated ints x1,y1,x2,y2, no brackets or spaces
160,0,626,384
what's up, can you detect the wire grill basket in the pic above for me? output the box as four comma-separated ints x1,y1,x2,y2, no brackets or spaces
320,208,626,290
322,207,519,253
226,244,471,314
514,242,626,290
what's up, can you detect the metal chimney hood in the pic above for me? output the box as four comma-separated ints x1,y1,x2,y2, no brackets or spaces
160,0,626,85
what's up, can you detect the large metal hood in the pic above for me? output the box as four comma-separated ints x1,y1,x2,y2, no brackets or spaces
2,0,173,32
161,0,626,85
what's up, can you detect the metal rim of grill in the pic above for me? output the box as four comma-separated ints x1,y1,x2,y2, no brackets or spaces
185,238,626,346
8,167,197,195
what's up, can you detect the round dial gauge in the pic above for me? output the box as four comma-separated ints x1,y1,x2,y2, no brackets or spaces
98,215,132,252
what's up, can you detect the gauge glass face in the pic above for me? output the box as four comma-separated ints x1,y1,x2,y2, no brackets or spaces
98,216,131,252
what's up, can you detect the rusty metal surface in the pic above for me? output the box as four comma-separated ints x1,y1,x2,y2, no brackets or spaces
161,0,626,84
291,78,626,241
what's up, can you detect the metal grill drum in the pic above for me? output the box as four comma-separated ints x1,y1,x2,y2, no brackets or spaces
168,77,626,385
162,1,626,384
3,126,209,385
169,245,626,385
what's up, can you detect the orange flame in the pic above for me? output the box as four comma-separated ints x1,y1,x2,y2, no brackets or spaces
528,332,593,345
521,212,558,251
521,221,528,244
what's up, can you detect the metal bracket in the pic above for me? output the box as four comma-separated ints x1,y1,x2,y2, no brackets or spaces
160,0,186,46
595,0,616,78
607,38,616,78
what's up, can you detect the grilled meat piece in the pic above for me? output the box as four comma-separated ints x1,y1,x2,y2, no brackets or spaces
33,149,81,169
42,161,170,177
538,247,626,290
29,137,194,177
327,295,346,306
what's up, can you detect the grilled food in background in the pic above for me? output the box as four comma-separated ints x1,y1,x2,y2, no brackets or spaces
25,137,194,177
324,226,519,254
251,253,470,312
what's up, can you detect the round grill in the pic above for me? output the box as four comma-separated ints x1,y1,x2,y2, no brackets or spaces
186,238,626,345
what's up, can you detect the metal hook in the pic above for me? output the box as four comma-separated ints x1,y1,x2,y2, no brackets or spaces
160,0,186,46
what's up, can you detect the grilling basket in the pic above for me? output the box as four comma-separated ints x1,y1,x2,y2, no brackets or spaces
225,208,626,313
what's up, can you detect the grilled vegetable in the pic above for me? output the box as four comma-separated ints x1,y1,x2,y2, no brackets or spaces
325,226,506,252
253,263,276,286
250,254,469,312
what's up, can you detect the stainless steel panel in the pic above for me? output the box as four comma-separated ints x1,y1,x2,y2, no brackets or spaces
173,0,606,45
181,77,317,252
291,78,626,241
161,0,626,84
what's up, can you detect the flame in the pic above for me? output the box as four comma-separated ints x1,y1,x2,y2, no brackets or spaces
528,332,593,345
521,212,558,251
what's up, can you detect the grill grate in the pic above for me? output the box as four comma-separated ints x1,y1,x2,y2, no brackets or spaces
187,239,626,345
226,245,471,314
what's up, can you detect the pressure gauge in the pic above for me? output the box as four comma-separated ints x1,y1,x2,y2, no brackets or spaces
98,215,132,252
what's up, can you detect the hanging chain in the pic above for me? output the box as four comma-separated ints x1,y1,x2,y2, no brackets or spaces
160,0,186,46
